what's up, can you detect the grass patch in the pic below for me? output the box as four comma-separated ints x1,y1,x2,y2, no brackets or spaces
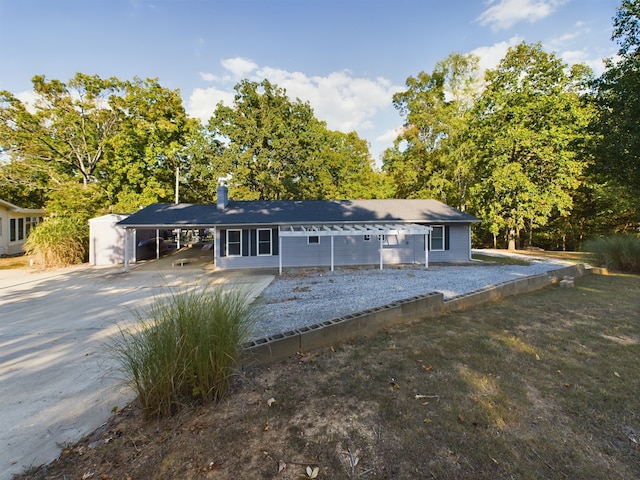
472,252,531,265
16,274,640,479
0,255,30,269
109,286,254,418
515,249,596,265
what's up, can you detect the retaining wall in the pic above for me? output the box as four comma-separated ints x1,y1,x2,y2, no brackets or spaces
241,264,604,368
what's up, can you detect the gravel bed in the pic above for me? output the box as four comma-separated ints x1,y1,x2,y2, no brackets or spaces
250,257,572,339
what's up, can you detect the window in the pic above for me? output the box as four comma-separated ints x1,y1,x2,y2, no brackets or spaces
430,225,449,251
9,218,16,242
363,234,371,242
430,226,445,251
25,217,40,236
308,235,319,244
257,228,272,255
227,229,242,256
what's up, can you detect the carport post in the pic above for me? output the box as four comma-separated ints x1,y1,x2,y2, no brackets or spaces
124,228,130,272
379,235,384,270
156,229,160,259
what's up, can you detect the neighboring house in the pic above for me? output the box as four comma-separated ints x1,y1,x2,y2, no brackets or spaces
117,186,480,273
0,199,44,256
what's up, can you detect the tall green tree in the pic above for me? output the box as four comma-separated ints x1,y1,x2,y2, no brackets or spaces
0,74,197,214
0,74,125,197
383,53,480,209
592,0,640,213
208,79,378,200
99,77,194,212
470,42,594,249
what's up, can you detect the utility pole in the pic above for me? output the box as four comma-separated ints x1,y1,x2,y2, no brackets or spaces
175,166,179,204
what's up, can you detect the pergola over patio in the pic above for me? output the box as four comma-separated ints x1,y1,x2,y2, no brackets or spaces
278,223,433,274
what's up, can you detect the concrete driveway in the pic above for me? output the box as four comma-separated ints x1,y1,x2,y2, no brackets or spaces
0,259,274,479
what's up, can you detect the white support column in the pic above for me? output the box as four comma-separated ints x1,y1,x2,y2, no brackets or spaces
124,228,130,272
379,235,384,270
330,235,334,271
278,233,283,275
424,234,429,268
156,229,160,259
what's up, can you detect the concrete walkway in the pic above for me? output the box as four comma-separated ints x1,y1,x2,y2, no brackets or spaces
0,259,274,480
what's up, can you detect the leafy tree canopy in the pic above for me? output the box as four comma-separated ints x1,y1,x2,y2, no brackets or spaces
470,42,595,248
382,53,480,209
593,0,640,199
207,79,379,201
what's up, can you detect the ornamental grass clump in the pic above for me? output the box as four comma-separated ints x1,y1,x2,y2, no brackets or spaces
111,286,254,418
584,234,640,274
24,216,87,268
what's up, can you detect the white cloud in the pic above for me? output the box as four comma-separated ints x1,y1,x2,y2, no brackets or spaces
376,127,403,145
470,36,522,74
559,49,607,76
220,57,258,79
188,57,403,138
188,87,234,122
199,72,218,82
478,0,568,31
15,90,40,111
256,68,401,132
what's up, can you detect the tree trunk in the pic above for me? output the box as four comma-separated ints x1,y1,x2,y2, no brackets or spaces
508,229,516,251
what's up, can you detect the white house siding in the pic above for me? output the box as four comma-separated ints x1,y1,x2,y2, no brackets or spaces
0,206,43,256
0,208,7,255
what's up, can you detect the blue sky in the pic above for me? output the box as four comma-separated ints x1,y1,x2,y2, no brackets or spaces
0,0,622,162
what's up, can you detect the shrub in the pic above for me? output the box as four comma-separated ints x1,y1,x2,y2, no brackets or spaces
24,216,88,268
584,235,640,273
110,286,254,418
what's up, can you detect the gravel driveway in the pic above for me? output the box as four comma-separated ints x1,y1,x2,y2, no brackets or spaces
251,253,572,339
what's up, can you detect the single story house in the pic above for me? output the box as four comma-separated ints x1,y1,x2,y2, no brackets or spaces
0,199,44,256
117,186,480,273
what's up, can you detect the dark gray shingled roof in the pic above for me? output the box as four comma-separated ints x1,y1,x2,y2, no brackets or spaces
117,199,479,228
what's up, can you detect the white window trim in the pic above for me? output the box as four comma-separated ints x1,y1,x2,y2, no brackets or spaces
257,228,272,256
226,229,242,257
307,235,320,245
430,225,445,251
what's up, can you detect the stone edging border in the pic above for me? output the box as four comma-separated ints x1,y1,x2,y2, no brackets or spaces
241,264,607,368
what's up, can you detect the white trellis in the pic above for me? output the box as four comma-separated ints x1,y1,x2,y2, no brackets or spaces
277,223,433,274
